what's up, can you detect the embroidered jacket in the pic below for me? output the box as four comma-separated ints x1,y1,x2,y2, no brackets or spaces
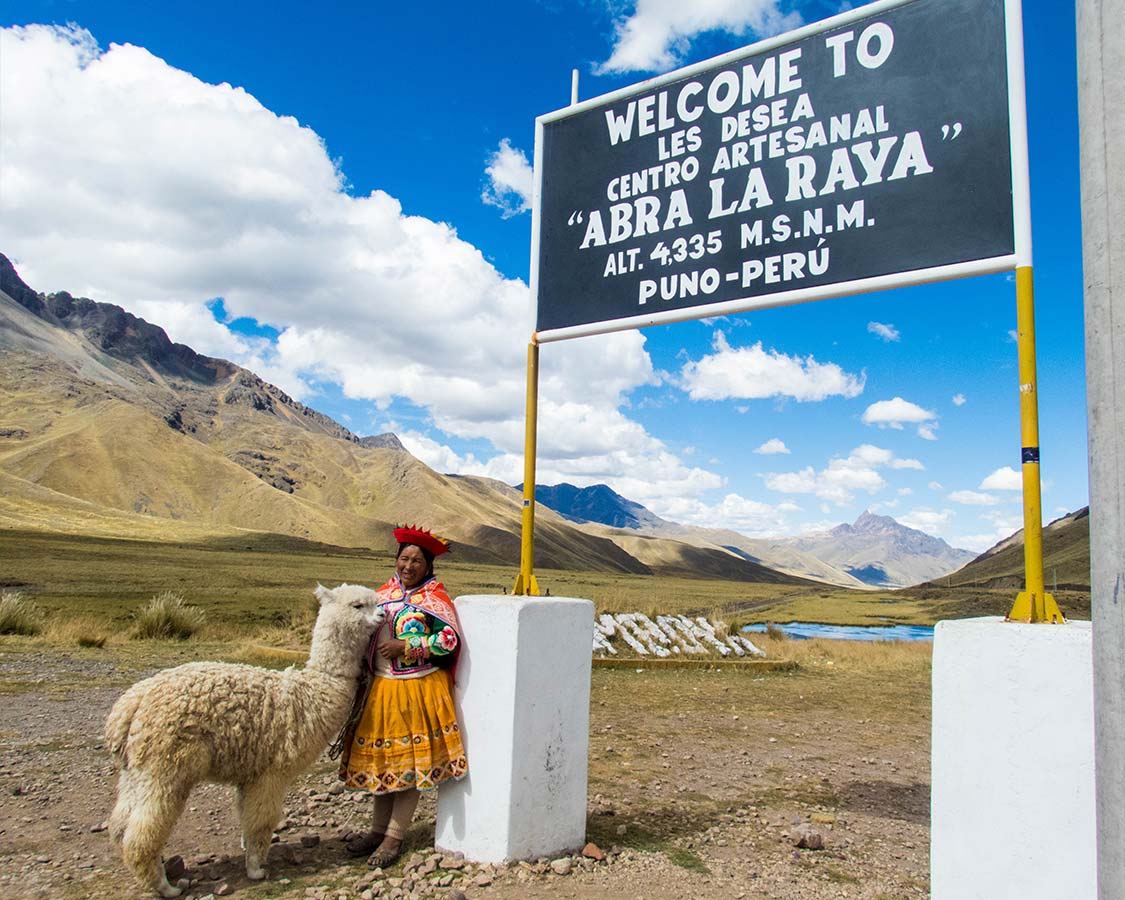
366,574,460,679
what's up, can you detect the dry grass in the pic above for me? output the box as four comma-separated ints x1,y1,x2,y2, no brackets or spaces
130,591,207,640
45,615,112,648
0,590,44,636
748,633,933,677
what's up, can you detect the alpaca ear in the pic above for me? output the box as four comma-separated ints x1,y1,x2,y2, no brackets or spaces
314,583,333,606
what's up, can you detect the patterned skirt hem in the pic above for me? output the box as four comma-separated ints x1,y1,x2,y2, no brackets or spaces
339,754,468,794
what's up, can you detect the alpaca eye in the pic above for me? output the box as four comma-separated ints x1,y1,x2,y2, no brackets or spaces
352,602,364,609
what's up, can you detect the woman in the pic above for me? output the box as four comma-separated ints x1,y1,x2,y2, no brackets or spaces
336,525,467,867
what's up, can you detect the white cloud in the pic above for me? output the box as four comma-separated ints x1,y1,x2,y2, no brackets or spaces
898,487,914,496
948,490,999,506
980,466,1023,491
481,138,533,218
928,480,944,491
763,444,917,505
399,430,485,474
862,396,938,439
597,0,801,73
952,393,967,406
952,533,1000,553
892,458,925,470
862,396,936,426
681,332,865,402
0,25,740,509
899,508,954,535
653,492,798,537
754,438,790,455
953,509,1027,552
867,321,900,342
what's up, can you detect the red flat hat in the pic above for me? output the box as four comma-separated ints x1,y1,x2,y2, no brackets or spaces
393,524,451,557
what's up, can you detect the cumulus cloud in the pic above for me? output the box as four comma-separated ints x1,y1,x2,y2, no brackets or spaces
681,332,865,402
653,493,800,536
0,25,744,511
953,509,1026,552
899,508,954,535
867,321,900,342
481,138,533,218
754,438,790,455
861,396,938,439
763,444,915,505
948,489,999,506
597,0,801,73
952,393,967,406
980,466,1023,491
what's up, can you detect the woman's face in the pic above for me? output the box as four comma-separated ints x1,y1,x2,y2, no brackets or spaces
395,544,429,589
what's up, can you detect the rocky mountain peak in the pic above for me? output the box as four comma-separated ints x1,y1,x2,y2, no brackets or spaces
358,433,407,452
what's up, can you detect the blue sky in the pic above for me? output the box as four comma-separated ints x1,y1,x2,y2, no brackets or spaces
0,0,1085,551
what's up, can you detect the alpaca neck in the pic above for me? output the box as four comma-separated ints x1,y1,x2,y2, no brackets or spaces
305,620,367,681
274,668,356,767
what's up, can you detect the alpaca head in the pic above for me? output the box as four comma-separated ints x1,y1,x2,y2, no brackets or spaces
307,583,385,677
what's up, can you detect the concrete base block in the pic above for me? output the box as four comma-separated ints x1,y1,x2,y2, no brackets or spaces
931,616,1095,900
435,595,594,862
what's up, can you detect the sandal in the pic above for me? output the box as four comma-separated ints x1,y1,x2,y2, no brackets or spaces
345,831,384,857
367,838,403,869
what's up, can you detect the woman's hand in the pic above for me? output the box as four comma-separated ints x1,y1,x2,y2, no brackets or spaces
377,637,407,659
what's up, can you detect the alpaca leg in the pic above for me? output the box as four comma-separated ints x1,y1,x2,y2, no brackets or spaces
120,772,190,898
109,769,139,845
239,775,288,880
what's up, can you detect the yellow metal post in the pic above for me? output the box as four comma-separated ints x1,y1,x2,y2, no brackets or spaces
1006,267,1064,623
512,340,541,596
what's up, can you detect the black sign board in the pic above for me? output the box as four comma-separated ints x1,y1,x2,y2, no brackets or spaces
533,0,1019,338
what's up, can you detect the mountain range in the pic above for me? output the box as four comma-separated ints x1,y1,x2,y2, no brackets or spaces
523,482,974,588
0,252,1073,589
0,254,805,584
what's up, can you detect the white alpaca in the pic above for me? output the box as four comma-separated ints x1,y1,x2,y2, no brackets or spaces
105,583,383,897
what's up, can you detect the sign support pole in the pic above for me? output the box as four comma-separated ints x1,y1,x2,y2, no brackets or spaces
512,340,541,596
1006,266,1064,623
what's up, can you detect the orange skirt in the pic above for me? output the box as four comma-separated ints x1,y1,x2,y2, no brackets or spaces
339,669,467,794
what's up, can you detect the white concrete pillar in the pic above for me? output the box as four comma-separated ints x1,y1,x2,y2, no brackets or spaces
435,595,594,862
931,617,1095,900
1077,1,1125,896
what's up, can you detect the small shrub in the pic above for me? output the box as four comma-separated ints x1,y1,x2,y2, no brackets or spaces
0,591,45,636
131,591,206,640
765,623,789,642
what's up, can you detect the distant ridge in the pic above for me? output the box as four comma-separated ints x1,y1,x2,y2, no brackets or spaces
524,483,971,590
519,482,667,530
937,507,1091,590
358,433,408,452
781,510,975,588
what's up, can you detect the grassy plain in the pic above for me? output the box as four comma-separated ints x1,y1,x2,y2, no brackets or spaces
1,527,1090,641
0,527,945,896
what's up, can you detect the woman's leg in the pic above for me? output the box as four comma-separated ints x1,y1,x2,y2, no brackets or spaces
368,789,419,866
347,793,394,856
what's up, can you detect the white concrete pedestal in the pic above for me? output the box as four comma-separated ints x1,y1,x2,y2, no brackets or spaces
931,616,1095,899
435,595,594,862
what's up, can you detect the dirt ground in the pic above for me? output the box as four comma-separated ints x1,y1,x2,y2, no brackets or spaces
0,643,931,900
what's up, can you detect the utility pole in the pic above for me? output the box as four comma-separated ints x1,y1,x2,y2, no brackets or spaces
1077,2,1125,896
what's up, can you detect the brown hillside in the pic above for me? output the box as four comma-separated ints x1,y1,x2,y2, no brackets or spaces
0,256,807,583
932,507,1091,590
